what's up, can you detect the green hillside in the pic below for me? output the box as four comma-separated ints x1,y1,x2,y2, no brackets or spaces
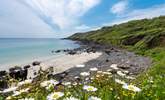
69,16,165,99
69,16,165,51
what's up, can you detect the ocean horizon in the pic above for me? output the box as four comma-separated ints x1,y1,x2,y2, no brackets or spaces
0,38,79,70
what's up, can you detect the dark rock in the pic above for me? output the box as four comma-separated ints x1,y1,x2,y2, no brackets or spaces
104,49,111,55
105,59,109,62
32,61,40,66
68,51,76,55
34,72,37,75
9,66,21,72
55,50,61,53
118,64,131,70
24,65,31,69
9,67,27,81
0,71,7,77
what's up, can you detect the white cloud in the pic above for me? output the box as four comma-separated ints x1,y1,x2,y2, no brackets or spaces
0,0,55,38
106,4,165,26
22,0,100,30
111,0,128,14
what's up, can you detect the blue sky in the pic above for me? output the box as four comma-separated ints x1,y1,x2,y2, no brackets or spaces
0,0,165,38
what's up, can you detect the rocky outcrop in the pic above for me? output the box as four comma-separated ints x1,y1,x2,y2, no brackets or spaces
9,66,28,81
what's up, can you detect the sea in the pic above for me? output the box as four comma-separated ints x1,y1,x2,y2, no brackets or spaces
0,38,79,70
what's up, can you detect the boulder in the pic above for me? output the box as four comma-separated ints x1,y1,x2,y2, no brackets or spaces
23,65,31,69
0,71,7,77
32,61,41,66
9,67,27,81
55,50,61,53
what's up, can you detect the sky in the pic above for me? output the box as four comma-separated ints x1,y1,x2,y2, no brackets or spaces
0,0,165,38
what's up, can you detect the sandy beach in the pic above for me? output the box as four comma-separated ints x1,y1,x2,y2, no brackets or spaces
27,52,102,79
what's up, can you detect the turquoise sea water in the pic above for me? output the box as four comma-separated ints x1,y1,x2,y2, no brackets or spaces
0,38,79,70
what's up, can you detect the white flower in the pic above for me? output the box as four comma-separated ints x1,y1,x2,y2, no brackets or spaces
117,71,126,77
122,84,141,92
123,70,129,74
46,84,54,90
97,71,103,74
83,85,97,92
6,96,12,100
85,77,90,81
2,87,18,93
107,69,112,72
76,64,85,68
47,92,64,100
64,96,79,100
74,76,79,79
88,96,101,100
110,64,118,70
125,76,135,80
73,82,78,86
96,75,100,78
103,72,112,75
19,98,34,100
62,82,71,86
80,72,90,77
12,88,30,96
40,80,59,87
90,67,98,72
18,79,32,86
115,79,126,85
91,77,94,80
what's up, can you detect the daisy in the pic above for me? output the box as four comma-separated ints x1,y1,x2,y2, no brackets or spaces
117,71,126,77
97,71,103,74
103,72,112,75
83,85,97,92
110,64,118,70
107,69,112,72
18,79,33,86
122,84,141,92
123,70,129,74
76,64,85,68
47,92,64,100
12,88,30,96
90,67,98,72
88,96,101,100
96,75,100,78
64,96,79,100
80,72,90,77
40,80,59,87
62,82,71,86
73,82,78,86
2,86,18,93
125,76,135,80
74,76,80,79
115,79,126,85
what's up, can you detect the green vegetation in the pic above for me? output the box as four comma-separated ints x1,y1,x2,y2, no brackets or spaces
69,16,165,50
69,16,165,99
1,16,165,100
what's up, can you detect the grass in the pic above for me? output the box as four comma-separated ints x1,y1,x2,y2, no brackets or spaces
1,16,165,99
0,50,164,100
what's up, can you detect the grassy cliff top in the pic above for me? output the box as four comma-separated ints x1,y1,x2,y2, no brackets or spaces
69,16,165,51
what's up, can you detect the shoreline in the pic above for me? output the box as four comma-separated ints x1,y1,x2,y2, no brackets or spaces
0,53,65,71
27,52,102,79
0,40,152,79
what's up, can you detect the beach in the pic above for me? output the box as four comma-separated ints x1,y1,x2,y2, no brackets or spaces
27,52,102,79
